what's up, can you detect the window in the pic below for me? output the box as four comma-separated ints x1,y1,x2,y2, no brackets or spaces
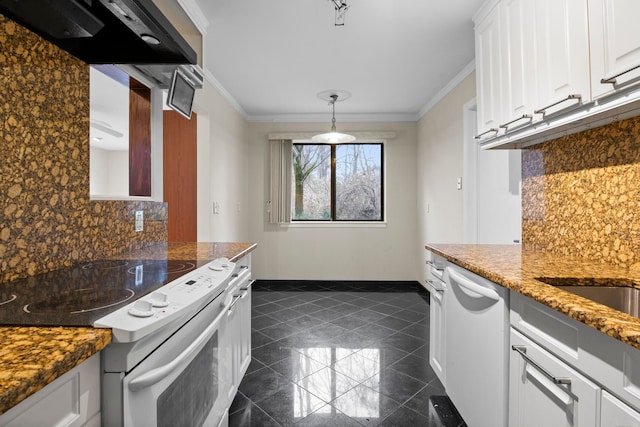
291,143,384,221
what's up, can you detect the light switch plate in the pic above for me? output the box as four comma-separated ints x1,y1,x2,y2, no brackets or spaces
135,210,144,232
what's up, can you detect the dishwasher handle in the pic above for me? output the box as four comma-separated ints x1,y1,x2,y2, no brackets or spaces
447,267,500,302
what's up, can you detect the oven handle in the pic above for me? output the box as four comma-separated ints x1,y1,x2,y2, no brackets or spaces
127,303,227,392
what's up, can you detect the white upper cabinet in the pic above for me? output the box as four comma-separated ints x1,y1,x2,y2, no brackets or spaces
474,0,504,139
500,0,537,130
534,0,590,116
473,0,640,148
589,0,640,99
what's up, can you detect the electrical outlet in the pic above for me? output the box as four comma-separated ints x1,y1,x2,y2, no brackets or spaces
135,210,144,232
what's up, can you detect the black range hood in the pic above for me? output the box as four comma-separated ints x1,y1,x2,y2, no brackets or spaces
0,0,196,65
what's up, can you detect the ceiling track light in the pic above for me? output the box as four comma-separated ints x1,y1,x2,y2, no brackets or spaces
312,94,355,144
329,0,349,26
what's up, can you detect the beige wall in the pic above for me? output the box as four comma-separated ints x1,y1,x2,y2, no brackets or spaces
417,72,476,281
194,79,249,242
247,121,418,280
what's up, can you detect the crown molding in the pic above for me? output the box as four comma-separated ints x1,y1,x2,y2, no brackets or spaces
201,59,475,124
268,131,397,141
247,112,419,123
177,0,210,34
203,69,250,120
417,60,476,119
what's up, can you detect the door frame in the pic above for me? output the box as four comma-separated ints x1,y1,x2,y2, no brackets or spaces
462,99,478,244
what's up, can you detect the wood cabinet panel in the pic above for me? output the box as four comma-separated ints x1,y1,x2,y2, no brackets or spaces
163,110,197,242
129,79,152,197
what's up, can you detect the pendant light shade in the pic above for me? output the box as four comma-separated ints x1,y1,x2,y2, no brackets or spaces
312,94,355,143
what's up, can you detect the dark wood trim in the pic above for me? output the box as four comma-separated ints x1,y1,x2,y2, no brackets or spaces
128,78,152,197
163,110,198,242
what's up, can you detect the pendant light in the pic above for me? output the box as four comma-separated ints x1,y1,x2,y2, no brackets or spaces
312,94,355,144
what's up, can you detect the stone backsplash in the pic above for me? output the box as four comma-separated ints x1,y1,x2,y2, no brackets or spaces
522,115,640,270
0,16,167,283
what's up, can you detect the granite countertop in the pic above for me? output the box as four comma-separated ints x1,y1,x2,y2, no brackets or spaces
0,241,257,415
426,243,640,351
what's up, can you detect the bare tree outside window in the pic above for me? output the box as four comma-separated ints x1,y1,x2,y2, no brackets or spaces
292,144,331,220
292,143,383,221
336,144,382,220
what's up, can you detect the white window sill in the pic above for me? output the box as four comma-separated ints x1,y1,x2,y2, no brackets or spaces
282,221,387,228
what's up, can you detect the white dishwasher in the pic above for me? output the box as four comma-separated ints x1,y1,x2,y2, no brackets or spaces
443,264,509,427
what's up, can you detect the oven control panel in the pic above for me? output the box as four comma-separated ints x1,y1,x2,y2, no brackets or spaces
94,258,236,342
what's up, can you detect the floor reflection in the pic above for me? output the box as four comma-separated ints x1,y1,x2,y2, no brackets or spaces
294,347,380,420
231,282,467,427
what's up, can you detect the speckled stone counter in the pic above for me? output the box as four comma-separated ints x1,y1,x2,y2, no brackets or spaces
426,244,640,351
116,241,257,264
0,241,257,415
0,327,111,416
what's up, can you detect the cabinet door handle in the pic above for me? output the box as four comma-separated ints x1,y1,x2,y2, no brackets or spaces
601,63,640,85
240,280,255,292
511,345,571,385
533,94,582,116
474,128,499,139
499,114,533,130
228,294,242,311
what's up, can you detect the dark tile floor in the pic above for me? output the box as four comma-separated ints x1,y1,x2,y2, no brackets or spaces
229,281,466,427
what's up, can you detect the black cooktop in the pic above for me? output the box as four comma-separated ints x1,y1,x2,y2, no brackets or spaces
0,259,206,327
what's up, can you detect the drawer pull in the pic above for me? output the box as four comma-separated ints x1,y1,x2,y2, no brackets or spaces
426,280,445,292
601,64,640,85
499,114,533,130
474,128,499,140
426,260,444,271
512,345,571,385
533,94,582,116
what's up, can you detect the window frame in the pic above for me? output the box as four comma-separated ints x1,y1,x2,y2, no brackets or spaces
291,141,385,223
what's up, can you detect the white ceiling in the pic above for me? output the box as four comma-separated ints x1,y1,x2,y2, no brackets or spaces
192,0,484,122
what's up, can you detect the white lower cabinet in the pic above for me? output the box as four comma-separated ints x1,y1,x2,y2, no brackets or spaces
426,264,446,385
510,328,599,427
0,353,101,427
226,256,253,401
601,390,640,426
510,292,640,426
237,277,252,379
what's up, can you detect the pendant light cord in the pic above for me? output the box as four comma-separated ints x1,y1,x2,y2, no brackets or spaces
330,94,338,132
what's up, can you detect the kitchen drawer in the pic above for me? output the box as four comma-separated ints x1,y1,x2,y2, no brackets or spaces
510,328,599,427
511,291,580,364
511,291,640,412
0,353,100,427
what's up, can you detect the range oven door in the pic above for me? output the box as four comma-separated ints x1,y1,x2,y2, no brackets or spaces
121,294,230,427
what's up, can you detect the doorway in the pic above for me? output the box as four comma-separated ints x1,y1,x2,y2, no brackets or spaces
462,100,521,244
